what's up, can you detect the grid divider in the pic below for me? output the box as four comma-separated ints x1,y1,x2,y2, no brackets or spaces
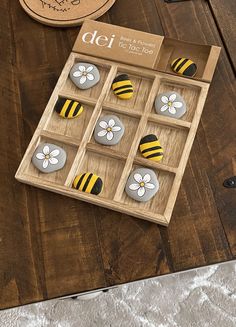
113,75,161,202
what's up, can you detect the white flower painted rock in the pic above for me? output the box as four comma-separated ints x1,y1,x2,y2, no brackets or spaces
125,168,159,202
32,143,67,173
70,63,100,90
155,91,186,119
94,115,125,146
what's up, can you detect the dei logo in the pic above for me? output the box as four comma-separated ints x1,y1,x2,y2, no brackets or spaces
82,30,115,49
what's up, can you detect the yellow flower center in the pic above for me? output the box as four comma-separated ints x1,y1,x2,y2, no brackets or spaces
140,182,145,187
107,127,112,132
168,101,172,107
83,72,87,76
45,154,50,159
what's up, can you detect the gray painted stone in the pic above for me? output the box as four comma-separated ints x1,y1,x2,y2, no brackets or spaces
155,91,186,119
125,167,159,202
70,63,100,90
94,115,125,146
32,143,67,174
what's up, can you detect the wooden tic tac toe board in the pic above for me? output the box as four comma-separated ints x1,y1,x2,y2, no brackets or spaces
15,20,221,226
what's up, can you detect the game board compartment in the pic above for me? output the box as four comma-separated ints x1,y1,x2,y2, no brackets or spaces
156,38,221,82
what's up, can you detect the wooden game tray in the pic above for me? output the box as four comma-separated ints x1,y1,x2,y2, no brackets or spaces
15,23,221,226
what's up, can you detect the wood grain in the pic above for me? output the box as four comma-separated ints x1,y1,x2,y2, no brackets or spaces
0,0,235,310
208,0,236,74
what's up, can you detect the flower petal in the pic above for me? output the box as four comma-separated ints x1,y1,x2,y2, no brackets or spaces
169,93,176,102
138,187,145,197
160,104,169,112
99,121,108,129
108,119,115,127
73,71,82,77
145,183,155,189
49,157,58,165
169,106,176,115
43,159,49,169
80,75,87,85
50,149,60,157
129,183,140,191
143,174,151,183
78,65,86,72
134,173,142,183
173,101,183,108
161,96,168,104
86,66,94,73
112,126,121,132
43,146,50,155
98,130,107,137
87,73,94,81
36,152,45,160
107,131,113,141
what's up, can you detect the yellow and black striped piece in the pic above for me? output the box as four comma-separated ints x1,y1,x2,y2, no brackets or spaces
139,134,164,162
73,173,103,195
171,58,197,77
112,74,133,100
54,97,83,119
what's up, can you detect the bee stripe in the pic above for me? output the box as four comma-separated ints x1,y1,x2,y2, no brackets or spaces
175,58,189,72
72,104,83,118
113,84,133,92
74,173,86,189
60,100,71,117
64,101,74,118
86,175,99,194
179,60,193,74
82,173,93,192
172,58,186,71
171,58,182,70
116,89,133,96
67,101,78,118
146,152,163,159
141,146,162,154
79,173,91,191
178,60,192,74
140,141,161,151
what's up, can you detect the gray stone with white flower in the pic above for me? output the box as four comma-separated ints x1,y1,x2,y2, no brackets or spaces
125,168,159,202
94,115,125,146
70,63,100,90
32,143,67,174
155,91,186,119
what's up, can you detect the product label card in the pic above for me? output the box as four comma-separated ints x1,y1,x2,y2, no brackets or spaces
73,20,164,69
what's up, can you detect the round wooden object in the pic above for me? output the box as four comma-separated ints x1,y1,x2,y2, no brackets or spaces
19,0,116,27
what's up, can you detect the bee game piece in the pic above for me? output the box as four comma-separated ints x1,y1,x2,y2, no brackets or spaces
54,98,83,119
73,173,103,195
171,58,197,77
70,63,100,90
125,168,159,202
112,74,133,100
139,134,163,162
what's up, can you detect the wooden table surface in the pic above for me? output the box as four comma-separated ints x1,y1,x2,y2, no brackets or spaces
1,0,235,310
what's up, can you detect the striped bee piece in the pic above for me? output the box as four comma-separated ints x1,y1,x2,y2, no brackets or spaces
112,74,133,100
54,97,83,119
139,134,164,162
171,58,197,77
73,173,103,195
